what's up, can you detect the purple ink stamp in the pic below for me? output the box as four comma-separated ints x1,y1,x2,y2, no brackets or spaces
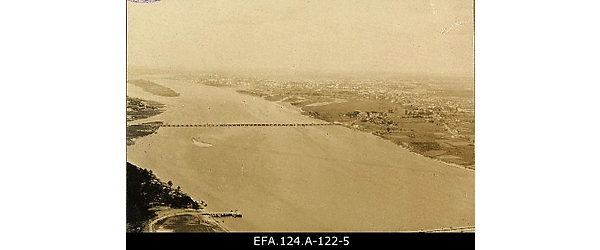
127,0,160,3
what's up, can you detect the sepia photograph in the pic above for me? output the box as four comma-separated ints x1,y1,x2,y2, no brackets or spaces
126,0,474,234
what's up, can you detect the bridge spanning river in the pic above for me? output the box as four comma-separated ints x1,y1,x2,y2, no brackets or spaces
157,122,334,128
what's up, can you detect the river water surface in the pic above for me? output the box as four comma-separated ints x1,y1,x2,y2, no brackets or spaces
126,78,475,231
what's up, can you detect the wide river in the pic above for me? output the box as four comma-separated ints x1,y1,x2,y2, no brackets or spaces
126,77,475,231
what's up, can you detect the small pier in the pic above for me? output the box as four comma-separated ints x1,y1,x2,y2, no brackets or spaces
202,210,242,218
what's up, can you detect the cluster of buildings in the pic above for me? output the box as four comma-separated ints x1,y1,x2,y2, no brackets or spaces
194,75,474,138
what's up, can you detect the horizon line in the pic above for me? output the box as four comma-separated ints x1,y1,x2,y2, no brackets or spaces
126,65,474,79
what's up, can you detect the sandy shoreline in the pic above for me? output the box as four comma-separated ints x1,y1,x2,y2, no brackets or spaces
127,78,475,232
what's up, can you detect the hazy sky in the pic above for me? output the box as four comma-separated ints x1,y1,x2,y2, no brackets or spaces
127,0,473,76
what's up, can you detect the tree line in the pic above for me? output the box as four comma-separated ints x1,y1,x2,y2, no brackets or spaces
126,162,201,232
